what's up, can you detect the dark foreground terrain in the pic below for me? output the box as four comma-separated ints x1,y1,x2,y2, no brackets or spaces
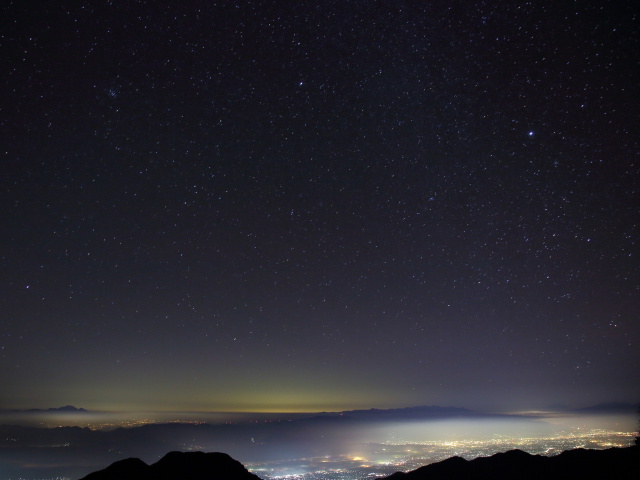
81,451,262,480
385,446,637,480
81,446,638,480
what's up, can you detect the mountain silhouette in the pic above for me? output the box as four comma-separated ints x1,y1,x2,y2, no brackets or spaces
79,447,638,480
572,402,638,414
6,404,89,413
314,405,475,421
381,446,638,480
80,451,262,480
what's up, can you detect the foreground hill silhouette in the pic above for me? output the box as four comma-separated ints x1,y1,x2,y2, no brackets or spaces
80,447,638,480
383,446,637,480
80,451,262,480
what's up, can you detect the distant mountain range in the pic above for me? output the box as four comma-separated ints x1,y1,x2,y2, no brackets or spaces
315,405,475,420
571,402,638,414
5,405,88,413
2,402,636,417
81,447,638,480
330,402,640,419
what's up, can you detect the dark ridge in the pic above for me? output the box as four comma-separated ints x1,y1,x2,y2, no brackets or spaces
380,446,638,480
81,458,148,480
7,405,89,413
79,451,263,480
341,405,473,417
309,405,476,422
48,405,89,412
78,446,638,480
572,402,638,414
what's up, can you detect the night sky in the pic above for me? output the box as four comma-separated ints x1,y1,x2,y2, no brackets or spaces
2,1,639,414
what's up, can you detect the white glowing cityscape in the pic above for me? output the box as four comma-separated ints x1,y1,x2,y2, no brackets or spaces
246,429,634,480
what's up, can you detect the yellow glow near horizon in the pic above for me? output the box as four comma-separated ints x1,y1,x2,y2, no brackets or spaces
52,383,401,414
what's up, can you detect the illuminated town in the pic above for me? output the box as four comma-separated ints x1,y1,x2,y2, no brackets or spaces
248,430,635,480
1,412,636,480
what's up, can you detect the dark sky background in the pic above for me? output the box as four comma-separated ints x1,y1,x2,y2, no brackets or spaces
1,1,638,413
